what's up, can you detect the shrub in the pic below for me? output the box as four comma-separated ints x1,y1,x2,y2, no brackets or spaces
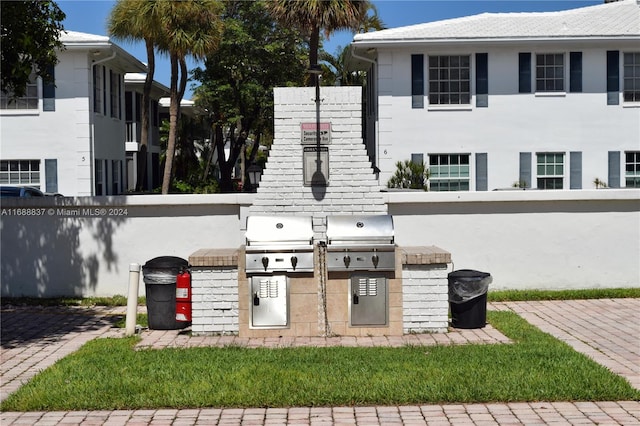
387,160,429,190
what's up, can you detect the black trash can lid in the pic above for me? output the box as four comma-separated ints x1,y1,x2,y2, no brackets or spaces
143,256,188,270
448,269,491,281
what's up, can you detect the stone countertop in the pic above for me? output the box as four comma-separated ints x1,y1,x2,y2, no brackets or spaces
188,245,450,267
189,248,239,267
399,246,451,265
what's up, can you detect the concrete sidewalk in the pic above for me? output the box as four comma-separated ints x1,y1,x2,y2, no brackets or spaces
1,299,639,425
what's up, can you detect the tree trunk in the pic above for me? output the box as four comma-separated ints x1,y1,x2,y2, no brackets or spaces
136,40,155,192
161,54,180,194
308,25,320,86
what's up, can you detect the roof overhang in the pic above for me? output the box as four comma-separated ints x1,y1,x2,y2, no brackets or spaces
61,31,147,74
125,73,171,98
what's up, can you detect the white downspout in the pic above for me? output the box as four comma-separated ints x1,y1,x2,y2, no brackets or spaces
90,51,116,196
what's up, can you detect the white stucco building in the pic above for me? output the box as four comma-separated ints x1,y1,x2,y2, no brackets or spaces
0,31,169,196
349,0,640,191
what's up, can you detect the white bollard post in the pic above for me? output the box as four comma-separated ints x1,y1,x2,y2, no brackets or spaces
125,263,141,336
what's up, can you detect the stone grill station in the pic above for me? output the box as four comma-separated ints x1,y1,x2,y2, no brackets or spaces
188,87,451,337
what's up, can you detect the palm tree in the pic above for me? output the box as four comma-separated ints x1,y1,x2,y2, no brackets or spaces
319,4,385,86
357,2,385,34
108,0,162,191
155,0,223,194
265,0,370,84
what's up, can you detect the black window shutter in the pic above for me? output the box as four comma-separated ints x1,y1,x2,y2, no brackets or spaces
569,152,582,189
476,53,488,107
103,66,107,113
519,53,531,93
519,152,532,188
569,52,582,93
476,153,488,191
45,159,58,193
411,54,424,108
125,91,133,121
42,65,55,111
607,51,619,105
608,151,620,188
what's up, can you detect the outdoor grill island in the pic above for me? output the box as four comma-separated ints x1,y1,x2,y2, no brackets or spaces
188,214,451,337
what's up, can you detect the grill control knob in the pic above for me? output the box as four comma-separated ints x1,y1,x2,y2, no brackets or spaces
372,254,379,268
343,255,351,268
291,256,298,270
261,256,269,271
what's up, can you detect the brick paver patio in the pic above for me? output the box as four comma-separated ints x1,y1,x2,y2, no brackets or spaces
1,299,639,425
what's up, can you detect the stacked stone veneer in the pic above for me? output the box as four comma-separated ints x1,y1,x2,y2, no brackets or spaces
400,247,451,333
189,249,239,335
249,86,386,237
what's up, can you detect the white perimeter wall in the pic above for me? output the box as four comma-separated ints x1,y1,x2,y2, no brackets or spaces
0,194,253,298
388,189,640,290
1,190,638,298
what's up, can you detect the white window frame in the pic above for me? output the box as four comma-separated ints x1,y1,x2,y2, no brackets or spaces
0,70,39,111
0,160,41,187
625,151,640,188
536,152,565,190
428,153,470,192
623,52,640,104
535,53,565,94
428,55,471,106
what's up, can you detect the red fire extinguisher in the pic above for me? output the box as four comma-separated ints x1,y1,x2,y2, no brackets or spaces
175,268,192,323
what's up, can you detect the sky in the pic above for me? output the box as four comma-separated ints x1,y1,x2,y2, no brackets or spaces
57,0,602,100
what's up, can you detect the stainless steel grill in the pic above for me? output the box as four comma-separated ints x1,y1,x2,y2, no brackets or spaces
325,215,396,271
245,215,314,273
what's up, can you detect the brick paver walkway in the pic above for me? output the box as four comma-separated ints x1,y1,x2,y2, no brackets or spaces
495,299,640,390
0,306,124,401
1,299,639,425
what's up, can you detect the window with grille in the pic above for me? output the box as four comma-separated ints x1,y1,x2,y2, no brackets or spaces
428,55,470,105
623,52,640,103
0,71,38,110
625,151,640,188
0,160,40,187
429,154,470,191
536,54,564,92
537,153,564,189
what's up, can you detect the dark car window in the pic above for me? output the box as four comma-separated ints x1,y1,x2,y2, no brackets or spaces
0,188,21,197
0,186,44,198
24,189,44,197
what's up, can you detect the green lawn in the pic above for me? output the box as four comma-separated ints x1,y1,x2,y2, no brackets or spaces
2,310,638,411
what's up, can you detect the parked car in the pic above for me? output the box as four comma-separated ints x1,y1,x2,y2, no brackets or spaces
0,185,45,198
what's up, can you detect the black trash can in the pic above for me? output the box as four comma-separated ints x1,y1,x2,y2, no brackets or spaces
142,256,189,330
448,269,492,329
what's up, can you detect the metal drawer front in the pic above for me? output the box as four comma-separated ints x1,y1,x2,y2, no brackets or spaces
250,276,288,328
350,275,388,326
